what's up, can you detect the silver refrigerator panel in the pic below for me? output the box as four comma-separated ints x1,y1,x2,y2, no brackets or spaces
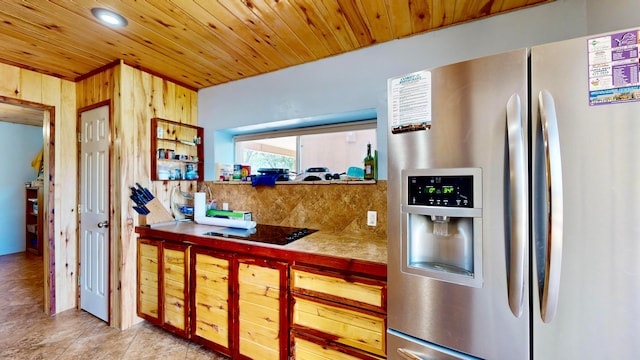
531,31,640,359
388,329,480,360
387,49,530,359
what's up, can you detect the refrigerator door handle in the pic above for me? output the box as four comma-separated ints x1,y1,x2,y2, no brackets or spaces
538,90,564,323
397,348,426,360
506,93,527,317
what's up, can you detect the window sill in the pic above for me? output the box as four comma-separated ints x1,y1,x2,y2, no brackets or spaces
208,179,377,185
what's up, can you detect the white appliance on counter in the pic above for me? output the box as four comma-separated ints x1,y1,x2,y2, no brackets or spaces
386,27,640,359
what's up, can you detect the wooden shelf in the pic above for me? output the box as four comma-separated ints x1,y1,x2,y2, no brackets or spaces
25,186,43,255
151,118,204,181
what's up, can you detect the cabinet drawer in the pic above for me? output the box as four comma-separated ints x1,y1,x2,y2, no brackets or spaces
291,267,385,311
293,334,386,360
292,295,386,357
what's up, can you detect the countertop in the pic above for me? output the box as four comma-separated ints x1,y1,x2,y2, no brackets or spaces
136,221,388,277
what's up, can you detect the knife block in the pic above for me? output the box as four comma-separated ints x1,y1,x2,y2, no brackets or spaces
139,198,174,226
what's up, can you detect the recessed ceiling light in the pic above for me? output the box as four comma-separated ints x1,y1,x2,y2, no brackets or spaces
91,8,128,27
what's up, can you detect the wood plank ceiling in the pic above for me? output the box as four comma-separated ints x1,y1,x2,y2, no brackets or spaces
0,0,553,125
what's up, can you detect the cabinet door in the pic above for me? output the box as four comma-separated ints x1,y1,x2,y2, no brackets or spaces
191,248,233,356
137,239,162,325
163,242,190,337
237,258,288,360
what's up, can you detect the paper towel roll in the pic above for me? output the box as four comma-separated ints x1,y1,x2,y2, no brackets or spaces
194,192,207,219
195,216,257,229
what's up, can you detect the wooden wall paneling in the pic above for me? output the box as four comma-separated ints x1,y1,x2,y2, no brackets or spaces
134,74,151,191
163,80,177,122
42,109,53,315
111,65,126,329
0,63,20,95
118,63,139,330
45,75,77,315
189,88,198,127
76,65,117,324
150,76,166,118
118,64,199,329
74,62,197,330
76,67,115,109
175,85,190,125
19,71,43,102
0,64,77,316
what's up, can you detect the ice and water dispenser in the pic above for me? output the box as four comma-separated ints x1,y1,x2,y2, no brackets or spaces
401,168,483,287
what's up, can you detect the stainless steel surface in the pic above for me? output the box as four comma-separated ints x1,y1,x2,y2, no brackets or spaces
389,27,640,360
401,168,483,288
387,49,530,360
387,330,480,360
536,89,563,323
531,30,640,359
397,348,423,360
506,93,528,318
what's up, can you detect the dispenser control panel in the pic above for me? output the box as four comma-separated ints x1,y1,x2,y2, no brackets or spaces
408,175,474,207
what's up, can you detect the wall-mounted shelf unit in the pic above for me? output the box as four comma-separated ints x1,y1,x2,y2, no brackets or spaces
25,186,43,255
151,118,204,181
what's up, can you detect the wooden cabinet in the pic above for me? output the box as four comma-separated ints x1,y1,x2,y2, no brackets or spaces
191,247,234,356
25,186,43,255
162,242,190,337
290,265,387,359
135,236,387,360
136,239,190,337
151,117,204,181
191,252,289,360
137,239,162,325
237,258,288,360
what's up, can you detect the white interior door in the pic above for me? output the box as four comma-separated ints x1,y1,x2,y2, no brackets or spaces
80,105,110,322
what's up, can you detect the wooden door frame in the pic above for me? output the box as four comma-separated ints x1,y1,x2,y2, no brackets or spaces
0,95,56,315
77,100,112,323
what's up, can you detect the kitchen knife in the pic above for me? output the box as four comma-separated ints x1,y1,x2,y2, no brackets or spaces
132,206,149,215
136,183,155,201
130,194,145,206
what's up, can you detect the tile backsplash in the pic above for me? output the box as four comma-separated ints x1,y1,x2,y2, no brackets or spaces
201,181,387,237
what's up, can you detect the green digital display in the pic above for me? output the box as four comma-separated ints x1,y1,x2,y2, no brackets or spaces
425,185,454,194
409,175,474,208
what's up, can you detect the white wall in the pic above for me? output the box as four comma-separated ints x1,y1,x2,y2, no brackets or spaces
586,0,640,34
0,122,43,255
199,0,637,180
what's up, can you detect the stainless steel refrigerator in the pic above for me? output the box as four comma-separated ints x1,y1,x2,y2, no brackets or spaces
386,27,640,360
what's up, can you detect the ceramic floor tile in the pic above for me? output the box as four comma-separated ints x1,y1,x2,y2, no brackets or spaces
0,252,231,360
0,339,74,360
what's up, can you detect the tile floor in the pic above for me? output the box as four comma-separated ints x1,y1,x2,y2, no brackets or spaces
0,251,230,359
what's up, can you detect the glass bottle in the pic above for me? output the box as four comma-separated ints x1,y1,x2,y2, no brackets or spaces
364,143,375,180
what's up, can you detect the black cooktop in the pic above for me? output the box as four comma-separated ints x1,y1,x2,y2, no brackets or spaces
203,224,317,245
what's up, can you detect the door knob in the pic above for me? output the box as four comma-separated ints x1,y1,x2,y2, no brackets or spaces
97,221,109,228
